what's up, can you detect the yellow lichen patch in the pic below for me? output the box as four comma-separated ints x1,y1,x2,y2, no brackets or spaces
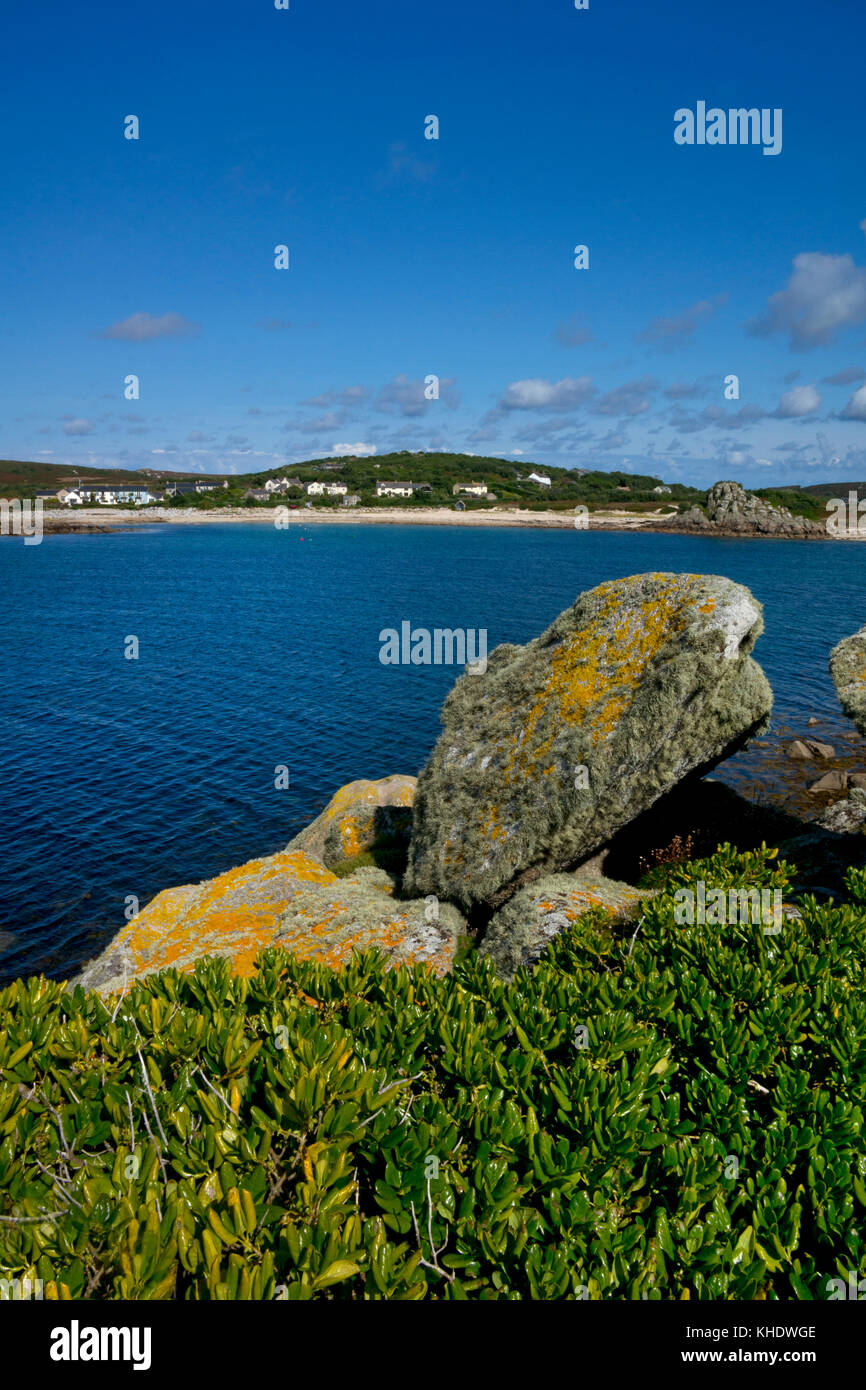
116,850,335,974
469,576,715,805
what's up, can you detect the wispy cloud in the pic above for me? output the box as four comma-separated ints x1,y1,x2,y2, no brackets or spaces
637,296,726,349
553,314,592,347
99,312,201,341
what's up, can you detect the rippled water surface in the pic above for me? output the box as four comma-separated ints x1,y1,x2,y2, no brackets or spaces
1,523,863,982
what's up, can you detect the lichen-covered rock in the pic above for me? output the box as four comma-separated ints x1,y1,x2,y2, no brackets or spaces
71,850,335,994
830,625,866,736
286,775,416,868
272,880,463,976
816,787,866,834
405,573,771,911
71,844,459,995
479,873,646,979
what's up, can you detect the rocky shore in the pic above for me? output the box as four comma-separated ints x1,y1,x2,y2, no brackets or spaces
72,570,866,994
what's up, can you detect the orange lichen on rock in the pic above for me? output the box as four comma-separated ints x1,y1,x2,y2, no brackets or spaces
72,844,465,995
480,872,647,978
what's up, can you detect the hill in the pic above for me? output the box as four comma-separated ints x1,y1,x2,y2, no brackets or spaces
0,452,705,511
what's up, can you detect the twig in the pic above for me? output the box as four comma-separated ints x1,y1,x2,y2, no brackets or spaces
0,1211,64,1224
126,1090,136,1153
409,1176,455,1283
194,1065,233,1114
42,1097,74,1160
627,916,646,960
136,1048,168,1147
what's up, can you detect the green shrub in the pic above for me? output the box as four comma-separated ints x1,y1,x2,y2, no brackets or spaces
1,846,864,1300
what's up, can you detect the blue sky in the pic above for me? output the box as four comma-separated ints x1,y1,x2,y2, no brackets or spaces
2,0,865,488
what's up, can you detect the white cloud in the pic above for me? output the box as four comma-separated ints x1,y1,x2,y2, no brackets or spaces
749,253,866,349
841,384,866,421
62,418,93,435
501,376,594,411
776,383,822,417
333,441,377,456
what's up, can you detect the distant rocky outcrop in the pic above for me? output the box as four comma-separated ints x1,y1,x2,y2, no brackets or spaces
830,625,866,736
662,481,825,538
404,572,772,913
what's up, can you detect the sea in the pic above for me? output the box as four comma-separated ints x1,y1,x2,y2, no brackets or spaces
1,522,863,984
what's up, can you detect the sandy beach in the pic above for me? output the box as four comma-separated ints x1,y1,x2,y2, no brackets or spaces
34,504,678,534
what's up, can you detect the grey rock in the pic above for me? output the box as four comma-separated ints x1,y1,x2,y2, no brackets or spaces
479,872,647,979
829,626,866,737
808,770,849,794
405,572,772,912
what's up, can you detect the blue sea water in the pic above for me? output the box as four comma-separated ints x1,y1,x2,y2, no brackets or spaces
0,522,863,984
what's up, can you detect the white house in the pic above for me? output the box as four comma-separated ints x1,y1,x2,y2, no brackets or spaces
307,481,347,496
452,482,488,497
72,484,157,505
653,485,672,495
57,488,83,506
376,481,414,498
527,472,551,487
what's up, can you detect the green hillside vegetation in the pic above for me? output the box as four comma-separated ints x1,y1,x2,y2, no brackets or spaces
790,481,866,514
0,453,839,518
752,488,825,521
1,454,703,511
1,844,864,1301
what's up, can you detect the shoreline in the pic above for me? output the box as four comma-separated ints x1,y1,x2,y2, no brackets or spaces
15,504,850,538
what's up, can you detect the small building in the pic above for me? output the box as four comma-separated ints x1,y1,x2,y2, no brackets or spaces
307,481,347,496
452,482,488,497
164,479,222,499
653,485,672,495
526,472,551,487
76,484,156,505
376,481,414,498
244,488,270,502
342,494,360,507
57,488,83,506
